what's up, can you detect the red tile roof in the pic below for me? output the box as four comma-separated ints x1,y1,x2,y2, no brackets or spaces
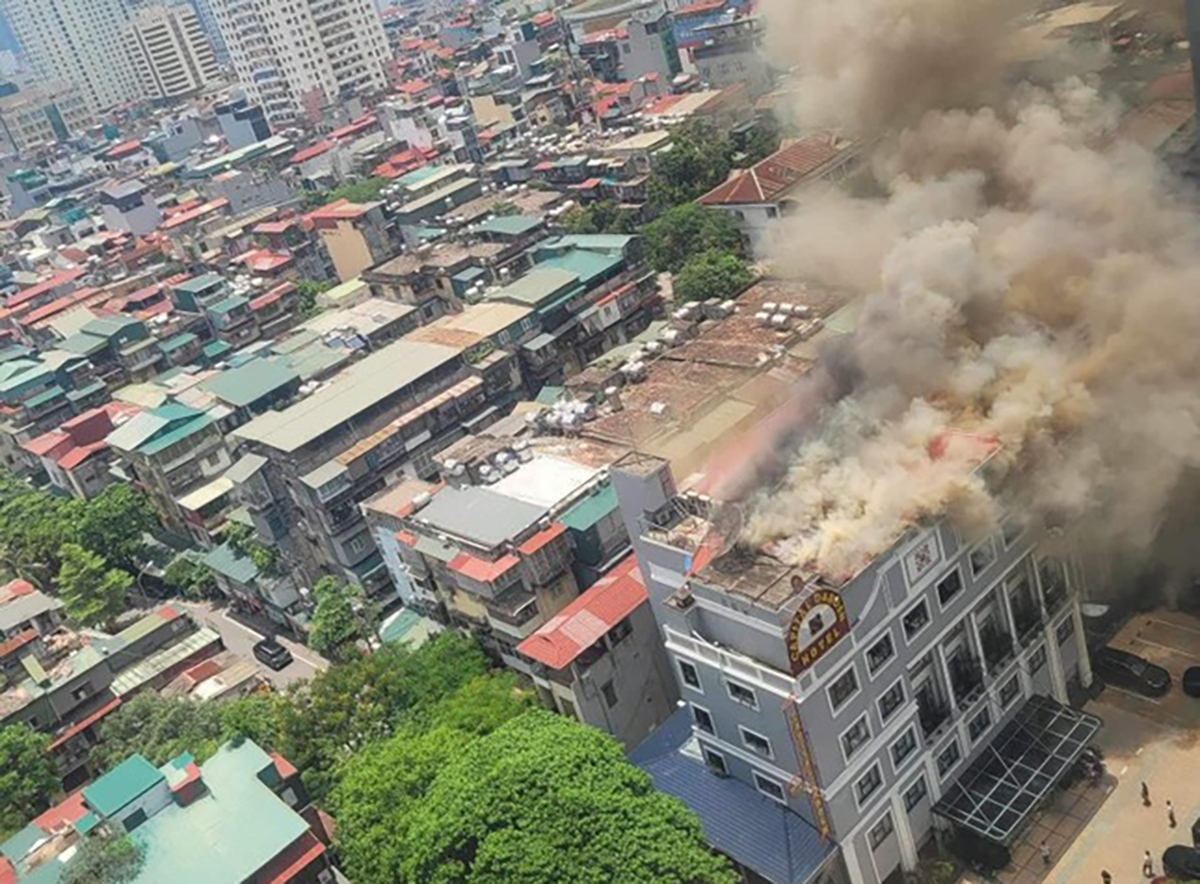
517,522,566,555
0,628,36,659
47,697,122,750
259,832,326,884
105,140,142,159
396,530,418,547
253,219,299,235
31,790,89,832
448,551,520,583
327,115,378,141
236,248,293,274
160,198,230,230
306,199,373,224
8,267,85,308
271,752,298,779
698,134,849,206
582,27,628,44
517,555,647,669
289,141,335,165
397,78,432,95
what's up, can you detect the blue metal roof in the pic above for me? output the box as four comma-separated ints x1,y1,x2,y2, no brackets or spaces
630,709,836,884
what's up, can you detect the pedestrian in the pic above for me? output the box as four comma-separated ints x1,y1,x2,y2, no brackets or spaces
1168,799,1177,828
1144,849,1154,877
1040,841,1051,866
1101,869,1112,884
1141,781,1151,806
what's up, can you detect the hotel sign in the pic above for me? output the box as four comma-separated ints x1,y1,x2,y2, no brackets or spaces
785,587,849,675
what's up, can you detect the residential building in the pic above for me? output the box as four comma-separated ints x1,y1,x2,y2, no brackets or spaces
125,3,222,101
210,0,390,124
231,329,524,590
697,133,862,257
213,96,272,150
3,0,142,112
22,401,142,500
0,82,95,154
613,444,1096,884
201,536,306,631
106,402,233,535
0,739,335,884
307,200,392,282
575,14,680,84
100,181,163,237
690,17,772,94
517,554,678,749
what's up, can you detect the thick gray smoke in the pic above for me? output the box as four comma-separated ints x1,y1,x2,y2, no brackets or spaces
739,0,1200,583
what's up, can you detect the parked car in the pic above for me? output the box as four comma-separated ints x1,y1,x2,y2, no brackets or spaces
1093,647,1171,697
252,637,293,671
1182,666,1200,698
1164,845,1200,880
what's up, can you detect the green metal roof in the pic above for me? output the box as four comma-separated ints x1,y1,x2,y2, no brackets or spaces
379,607,443,648
202,339,233,360
140,414,213,456
535,248,623,289
174,272,225,294
83,755,164,817
201,542,259,584
475,214,541,236
66,380,106,402
207,295,248,316
128,740,310,884
158,332,198,354
488,267,580,310
201,358,298,408
57,332,107,356
23,385,65,408
559,482,618,532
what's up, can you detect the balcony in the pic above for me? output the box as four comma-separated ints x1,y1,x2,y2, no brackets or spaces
485,588,540,638
918,694,952,740
1043,587,1068,617
981,625,1015,675
1013,606,1044,648
949,653,985,711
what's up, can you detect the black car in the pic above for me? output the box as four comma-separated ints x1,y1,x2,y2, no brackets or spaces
1164,845,1200,880
1093,647,1171,697
1183,666,1200,698
252,637,293,671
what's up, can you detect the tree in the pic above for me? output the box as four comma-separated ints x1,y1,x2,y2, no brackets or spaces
673,250,755,303
489,200,522,217
162,555,216,601
308,577,377,662
61,834,144,884
0,487,81,588
90,694,226,771
56,544,132,630
398,711,736,884
302,177,389,209
905,860,957,884
561,200,639,235
76,485,156,572
224,523,278,574
741,115,781,165
294,279,332,319
331,674,533,884
0,724,57,836
647,120,734,209
274,633,490,799
642,203,743,274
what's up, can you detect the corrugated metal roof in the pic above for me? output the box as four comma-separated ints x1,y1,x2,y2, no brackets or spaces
630,709,836,884
110,628,221,696
418,485,546,549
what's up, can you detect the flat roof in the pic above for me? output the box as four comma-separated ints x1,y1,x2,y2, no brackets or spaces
417,485,547,549
488,267,579,309
200,357,298,408
84,755,164,817
234,339,461,453
489,455,600,510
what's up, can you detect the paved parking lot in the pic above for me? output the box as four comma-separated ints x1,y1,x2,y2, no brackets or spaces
967,609,1200,884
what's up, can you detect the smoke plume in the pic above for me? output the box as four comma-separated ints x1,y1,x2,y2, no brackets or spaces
738,0,1200,583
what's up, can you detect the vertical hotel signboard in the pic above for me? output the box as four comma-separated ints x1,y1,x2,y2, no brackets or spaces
784,697,832,840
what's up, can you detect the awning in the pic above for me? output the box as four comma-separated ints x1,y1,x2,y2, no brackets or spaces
933,695,1101,844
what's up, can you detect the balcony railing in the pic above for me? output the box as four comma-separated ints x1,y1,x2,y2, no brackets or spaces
949,654,985,710
1043,588,1068,617
918,694,952,740
1013,606,1044,647
981,625,1015,674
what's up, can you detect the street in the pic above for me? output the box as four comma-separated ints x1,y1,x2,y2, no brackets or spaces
176,600,328,688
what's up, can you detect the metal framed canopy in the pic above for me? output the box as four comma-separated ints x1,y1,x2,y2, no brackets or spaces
933,694,1102,844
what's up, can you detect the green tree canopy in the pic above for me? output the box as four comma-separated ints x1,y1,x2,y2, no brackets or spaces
331,673,534,884
561,200,640,235
642,203,743,274
673,250,756,303
647,120,734,209
61,834,144,884
397,711,736,884
302,177,389,209
161,555,216,601
308,577,377,662
56,544,132,630
0,724,58,836
75,485,156,572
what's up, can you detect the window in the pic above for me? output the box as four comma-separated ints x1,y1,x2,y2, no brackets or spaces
970,539,996,576
702,745,727,775
1056,616,1075,645
828,666,859,712
903,600,930,640
904,776,928,811
1030,645,1047,673
678,659,702,691
601,680,618,708
937,569,964,607
753,771,786,803
937,739,961,777
841,715,872,760
608,618,632,645
740,727,773,758
1000,675,1021,708
891,727,918,769
1001,517,1022,548
867,632,895,675
70,684,91,702
879,679,906,721
969,707,992,742
868,813,895,850
726,680,758,710
856,764,883,807
692,705,715,734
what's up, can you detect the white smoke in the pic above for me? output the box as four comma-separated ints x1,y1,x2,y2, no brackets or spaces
738,6,1200,581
